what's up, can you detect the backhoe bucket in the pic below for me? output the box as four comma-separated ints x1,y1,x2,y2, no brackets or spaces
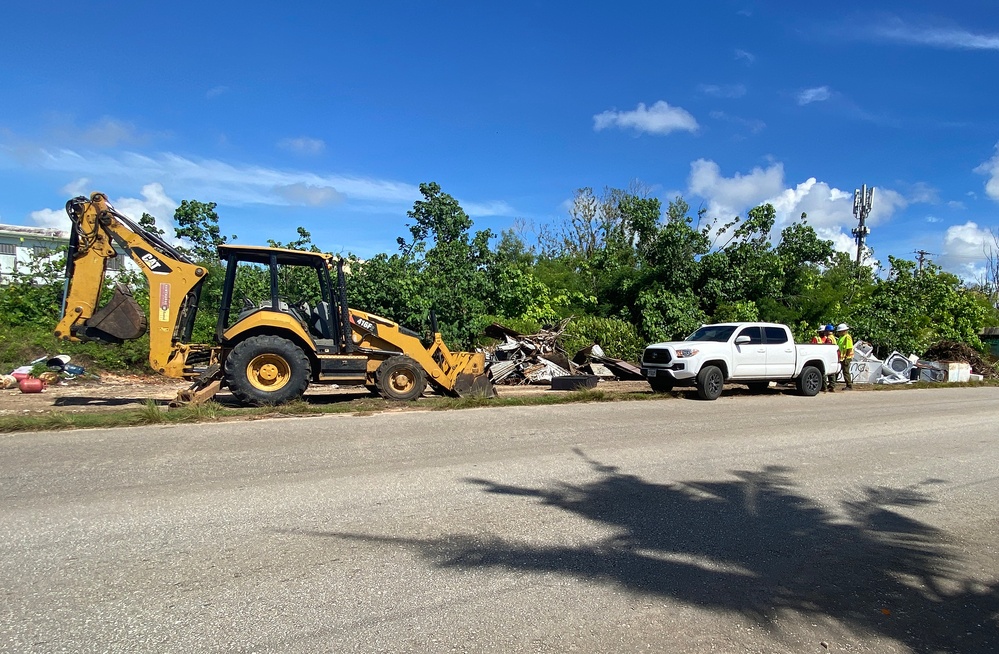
84,283,148,343
453,372,496,398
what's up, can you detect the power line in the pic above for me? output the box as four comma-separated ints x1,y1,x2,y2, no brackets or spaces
914,249,935,272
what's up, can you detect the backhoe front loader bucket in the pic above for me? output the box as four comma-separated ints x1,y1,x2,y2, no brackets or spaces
452,371,496,398
81,283,148,343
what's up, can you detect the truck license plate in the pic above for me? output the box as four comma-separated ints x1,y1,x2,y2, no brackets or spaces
646,369,656,378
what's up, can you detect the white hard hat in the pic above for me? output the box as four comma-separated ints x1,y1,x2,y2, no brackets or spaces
835,323,849,332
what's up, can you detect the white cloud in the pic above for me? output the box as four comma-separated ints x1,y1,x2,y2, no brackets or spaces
939,221,993,278
926,215,941,223
274,183,343,206
278,137,326,155
734,49,756,64
460,200,517,217
865,187,908,225
974,142,999,201
114,183,180,227
14,147,419,208
206,85,229,99
593,101,698,136
943,221,991,256
873,19,999,51
29,208,70,231
31,183,179,235
687,159,785,222
797,86,832,105
698,84,747,98
767,178,852,229
906,181,939,204
687,161,907,263
60,177,91,196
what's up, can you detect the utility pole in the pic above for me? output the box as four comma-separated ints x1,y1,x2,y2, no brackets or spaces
852,184,874,267
915,249,933,273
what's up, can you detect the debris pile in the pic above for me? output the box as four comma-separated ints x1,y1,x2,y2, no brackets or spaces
849,339,994,385
483,319,644,385
483,320,574,384
4,354,95,394
572,347,645,381
922,340,996,379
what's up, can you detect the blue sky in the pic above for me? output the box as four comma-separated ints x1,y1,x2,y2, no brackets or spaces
2,1,998,277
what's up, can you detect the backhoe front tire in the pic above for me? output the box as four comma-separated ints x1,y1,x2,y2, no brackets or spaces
375,356,427,401
225,335,311,406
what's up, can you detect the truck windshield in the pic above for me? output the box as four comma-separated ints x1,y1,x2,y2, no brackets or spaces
686,325,738,342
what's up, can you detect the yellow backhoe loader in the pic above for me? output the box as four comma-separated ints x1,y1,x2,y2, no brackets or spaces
55,192,494,405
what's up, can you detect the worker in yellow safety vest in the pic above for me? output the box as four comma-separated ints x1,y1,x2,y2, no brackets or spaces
834,323,854,390
812,324,837,392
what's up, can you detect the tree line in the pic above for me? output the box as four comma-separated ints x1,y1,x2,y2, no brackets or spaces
0,181,994,373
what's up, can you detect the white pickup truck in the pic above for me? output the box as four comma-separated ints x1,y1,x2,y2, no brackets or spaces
640,322,839,400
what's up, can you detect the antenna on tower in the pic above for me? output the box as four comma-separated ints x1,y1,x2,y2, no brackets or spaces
852,185,874,270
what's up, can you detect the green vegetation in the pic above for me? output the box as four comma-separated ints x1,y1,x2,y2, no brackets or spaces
1,182,996,380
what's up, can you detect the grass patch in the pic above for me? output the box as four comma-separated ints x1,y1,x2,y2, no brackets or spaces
0,386,663,433
2,379,995,435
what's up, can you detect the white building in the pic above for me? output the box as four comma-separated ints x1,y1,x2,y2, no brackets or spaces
0,224,126,283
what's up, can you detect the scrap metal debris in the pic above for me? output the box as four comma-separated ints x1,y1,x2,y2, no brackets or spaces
848,339,994,385
483,319,645,385
572,347,645,381
484,319,575,385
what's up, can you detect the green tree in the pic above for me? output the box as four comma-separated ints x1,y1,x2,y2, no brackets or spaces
396,182,496,347
174,200,229,262
847,257,991,356
138,212,165,237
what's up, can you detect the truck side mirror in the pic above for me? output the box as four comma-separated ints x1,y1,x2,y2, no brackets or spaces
735,335,751,345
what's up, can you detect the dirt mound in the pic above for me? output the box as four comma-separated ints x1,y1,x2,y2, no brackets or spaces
922,340,997,379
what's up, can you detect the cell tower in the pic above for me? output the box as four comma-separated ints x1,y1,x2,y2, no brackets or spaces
852,184,874,266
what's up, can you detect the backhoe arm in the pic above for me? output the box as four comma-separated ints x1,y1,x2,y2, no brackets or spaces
55,192,210,378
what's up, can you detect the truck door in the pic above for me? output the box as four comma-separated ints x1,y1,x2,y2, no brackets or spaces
732,326,766,378
764,326,795,378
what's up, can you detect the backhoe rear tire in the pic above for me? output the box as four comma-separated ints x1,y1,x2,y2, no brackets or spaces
375,356,427,401
225,335,311,406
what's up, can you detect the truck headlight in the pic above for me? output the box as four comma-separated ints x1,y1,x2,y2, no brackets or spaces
675,348,699,358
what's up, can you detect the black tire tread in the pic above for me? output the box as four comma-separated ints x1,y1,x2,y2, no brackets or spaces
225,334,311,406
375,356,427,401
696,365,725,401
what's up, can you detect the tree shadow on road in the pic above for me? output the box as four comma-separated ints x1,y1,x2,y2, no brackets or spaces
321,452,998,652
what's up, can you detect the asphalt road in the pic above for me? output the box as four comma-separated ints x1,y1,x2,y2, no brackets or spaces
1,387,997,653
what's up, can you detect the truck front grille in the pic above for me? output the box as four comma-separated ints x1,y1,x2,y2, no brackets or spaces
643,348,672,365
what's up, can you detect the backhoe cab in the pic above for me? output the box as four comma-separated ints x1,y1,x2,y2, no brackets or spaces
56,192,493,406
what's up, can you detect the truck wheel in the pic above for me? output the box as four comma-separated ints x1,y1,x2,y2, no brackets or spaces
696,365,724,400
376,356,427,401
796,365,823,397
225,335,311,406
649,377,674,393
747,381,770,394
